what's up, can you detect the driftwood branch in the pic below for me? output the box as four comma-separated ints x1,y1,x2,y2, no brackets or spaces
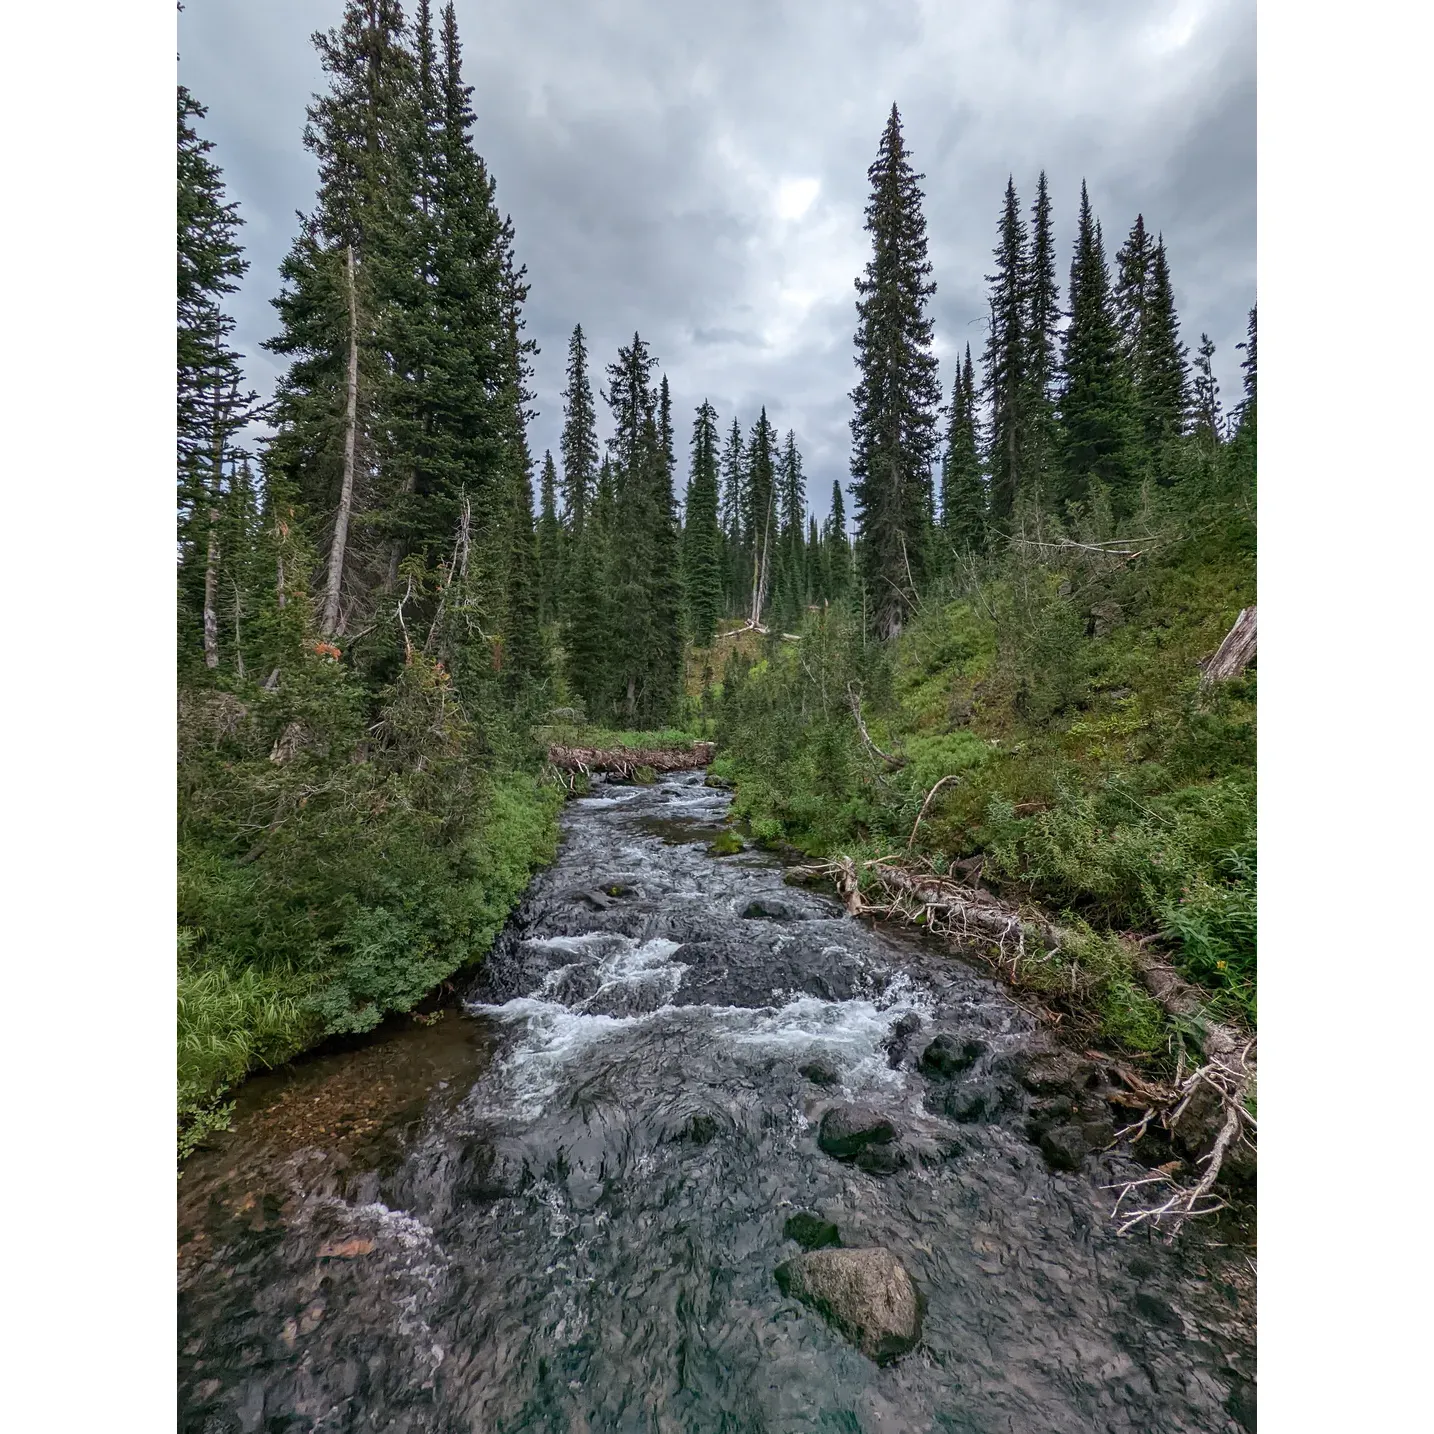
847,684,906,769
1201,605,1257,685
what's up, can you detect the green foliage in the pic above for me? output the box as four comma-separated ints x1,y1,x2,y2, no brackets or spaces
177,648,561,1147
715,452,1255,1056
1159,841,1257,1019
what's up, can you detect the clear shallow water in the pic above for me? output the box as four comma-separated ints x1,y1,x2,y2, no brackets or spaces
178,770,1255,1433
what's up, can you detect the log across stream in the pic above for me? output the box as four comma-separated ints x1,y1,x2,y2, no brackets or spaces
178,769,1255,1433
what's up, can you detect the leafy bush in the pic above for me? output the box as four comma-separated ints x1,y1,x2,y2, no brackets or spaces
177,650,561,1148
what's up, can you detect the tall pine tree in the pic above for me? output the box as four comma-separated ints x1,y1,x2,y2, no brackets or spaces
849,105,941,638
1137,237,1189,469
1057,182,1137,514
718,417,747,614
604,335,682,723
941,344,986,556
745,409,779,622
559,323,599,535
177,85,256,675
982,177,1028,528
1190,333,1223,449
682,401,723,645
536,449,562,626
1021,170,1060,507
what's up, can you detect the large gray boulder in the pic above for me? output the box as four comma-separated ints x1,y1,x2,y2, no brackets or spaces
774,1247,923,1364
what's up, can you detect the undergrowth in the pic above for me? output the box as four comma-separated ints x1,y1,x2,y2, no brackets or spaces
713,452,1256,1060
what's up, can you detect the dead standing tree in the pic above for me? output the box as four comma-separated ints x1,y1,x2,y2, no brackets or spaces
322,243,361,638
1201,605,1257,685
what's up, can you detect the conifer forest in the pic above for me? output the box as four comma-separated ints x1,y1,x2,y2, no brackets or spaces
178,4,1256,1425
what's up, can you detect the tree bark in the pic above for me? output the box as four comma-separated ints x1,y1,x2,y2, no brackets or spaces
1201,605,1257,685
322,243,361,637
202,381,226,670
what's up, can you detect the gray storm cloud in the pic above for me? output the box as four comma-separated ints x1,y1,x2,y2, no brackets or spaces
180,0,1254,520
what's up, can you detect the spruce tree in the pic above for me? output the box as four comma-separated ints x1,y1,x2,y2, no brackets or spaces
1138,237,1190,465
805,514,822,607
681,401,723,645
405,1,505,575
604,335,682,724
771,428,806,624
982,177,1029,527
745,409,779,621
1235,304,1256,435
941,344,986,556
1021,171,1060,505
492,229,546,693
264,0,419,636
1114,213,1154,366
537,449,562,626
1190,333,1223,449
559,323,599,535
718,417,747,613
177,85,256,673
825,480,851,599
659,375,677,522
849,105,941,637
565,458,614,716
1057,182,1138,513
177,86,251,498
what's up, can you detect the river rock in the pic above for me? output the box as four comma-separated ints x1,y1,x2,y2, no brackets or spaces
818,1104,898,1160
799,1059,840,1088
882,1012,923,1067
919,1034,986,1078
1038,1124,1090,1171
740,896,804,921
774,1247,923,1364
783,1211,841,1251
1009,1048,1096,1096
943,1084,993,1123
854,1142,909,1176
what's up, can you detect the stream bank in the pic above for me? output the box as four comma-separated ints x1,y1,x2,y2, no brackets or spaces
179,768,1255,1433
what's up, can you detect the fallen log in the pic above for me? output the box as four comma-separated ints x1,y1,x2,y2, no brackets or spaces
547,741,715,777
1201,605,1257,685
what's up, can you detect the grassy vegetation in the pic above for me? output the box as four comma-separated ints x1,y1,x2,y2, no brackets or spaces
177,651,564,1156
712,450,1255,1055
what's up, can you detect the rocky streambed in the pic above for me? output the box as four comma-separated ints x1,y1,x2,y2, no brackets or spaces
178,768,1255,1433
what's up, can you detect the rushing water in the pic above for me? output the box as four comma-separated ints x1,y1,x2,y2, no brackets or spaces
178,770,1255,1433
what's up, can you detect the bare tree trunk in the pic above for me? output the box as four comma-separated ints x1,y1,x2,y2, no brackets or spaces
1201,606,1257,685
322,244,361,637
750,488,775,627
232,577,245,680
202,382,226,670
274,514,287,610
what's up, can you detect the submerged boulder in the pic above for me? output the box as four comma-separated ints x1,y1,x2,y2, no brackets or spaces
783,1211,841,1251
818,1104,898,1160
740,896,804,921
799,1059,840,1088
774,1247,923,1364
918,1034,987,1078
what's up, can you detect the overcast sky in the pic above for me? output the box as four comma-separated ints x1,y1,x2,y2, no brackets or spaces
179,0,1255,520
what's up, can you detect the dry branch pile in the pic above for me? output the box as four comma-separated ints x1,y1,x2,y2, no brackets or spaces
546,741,716,779
795,849,1256,1237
